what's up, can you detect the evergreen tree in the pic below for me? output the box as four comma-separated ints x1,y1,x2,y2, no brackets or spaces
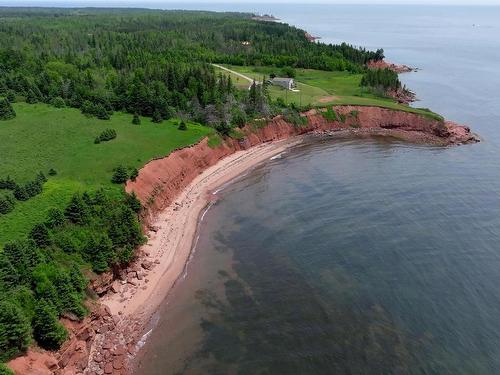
152,109,162,123
0,299,31,361
178,121,187,131
45,208,65,228
64,194,89,225
50,96,65,108
32,299,68,350
0,253,18,289
29,223,51,248
6,90,16,103
26,90,38,104
111,166,129,184
0,99,15,120
130,168,139,182
132,113,141,125
0,196,14,215
125,192,141,213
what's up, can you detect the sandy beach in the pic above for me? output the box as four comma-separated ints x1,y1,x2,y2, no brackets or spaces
102,137,302,323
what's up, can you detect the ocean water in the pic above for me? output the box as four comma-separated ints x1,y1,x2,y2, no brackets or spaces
136,5,500,374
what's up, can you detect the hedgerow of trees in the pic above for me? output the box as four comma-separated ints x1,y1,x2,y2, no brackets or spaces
0,173,47,214
360,68,401,91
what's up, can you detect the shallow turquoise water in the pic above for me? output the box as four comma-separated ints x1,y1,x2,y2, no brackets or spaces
136,5,500,374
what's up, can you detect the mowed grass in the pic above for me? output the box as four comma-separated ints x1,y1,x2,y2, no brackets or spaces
0,103,212,246
222,65,443,121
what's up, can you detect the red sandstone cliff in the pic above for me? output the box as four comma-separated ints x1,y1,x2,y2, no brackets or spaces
126,106,478,220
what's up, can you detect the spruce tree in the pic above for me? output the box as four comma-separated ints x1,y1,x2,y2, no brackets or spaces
0,99,15,120
64,194,89,224
26,90,38,104
45,208,65,228
32,299,68,350
0,253,19,289
111,165,129,184
29,223,51,248
0,299,31,361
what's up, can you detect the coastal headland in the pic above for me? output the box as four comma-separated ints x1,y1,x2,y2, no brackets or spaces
8,105,477,375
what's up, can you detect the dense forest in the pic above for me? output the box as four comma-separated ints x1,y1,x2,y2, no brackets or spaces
0,8,392,366
0,8,386,127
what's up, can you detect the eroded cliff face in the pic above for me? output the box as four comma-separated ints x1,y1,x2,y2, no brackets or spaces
126,106,478,222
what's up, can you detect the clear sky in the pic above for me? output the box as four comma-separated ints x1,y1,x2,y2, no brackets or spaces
1,0,499,5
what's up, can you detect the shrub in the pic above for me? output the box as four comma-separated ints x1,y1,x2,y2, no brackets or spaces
50,97,65,108
6,91,16,103
48,169,57,176
0,363,15,375
0,195,15,215
125,192,142,213
178,121,187,131
95,129,116,144
45,208,65,228
26,90,38,104
322,107,338,121
0,299,31,362
81,101,111,120
281,66,296,78
0,176,16,190
350,110,360,118
0,99,15,120
283,109,308,128
130,168,139,182
132,113,141,125
111,165,129,184
231,110,247,128
152,110,162,123
13,185,29,201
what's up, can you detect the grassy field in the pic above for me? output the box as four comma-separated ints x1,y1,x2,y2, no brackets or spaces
220,65,443,121
0,103,212,246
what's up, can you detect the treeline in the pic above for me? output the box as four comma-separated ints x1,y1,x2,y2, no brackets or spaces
0,9,384,127
0,190,144,361
360,68,401,91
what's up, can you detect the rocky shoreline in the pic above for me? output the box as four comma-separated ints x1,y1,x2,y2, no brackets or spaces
7,106,478,375
367,59,417,73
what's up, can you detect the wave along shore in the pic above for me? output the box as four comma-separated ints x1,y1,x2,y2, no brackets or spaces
8,106,478,375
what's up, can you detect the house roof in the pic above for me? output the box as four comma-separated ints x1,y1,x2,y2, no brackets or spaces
272,77,294,83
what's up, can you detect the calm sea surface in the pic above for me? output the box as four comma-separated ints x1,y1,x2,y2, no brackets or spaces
136,5,500,374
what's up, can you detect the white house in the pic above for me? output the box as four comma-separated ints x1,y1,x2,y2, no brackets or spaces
271,77,295,90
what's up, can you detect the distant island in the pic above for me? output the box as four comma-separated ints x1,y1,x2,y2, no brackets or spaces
0,7,477,375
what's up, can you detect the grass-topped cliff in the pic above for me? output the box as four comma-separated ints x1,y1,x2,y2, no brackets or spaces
0,7,447,367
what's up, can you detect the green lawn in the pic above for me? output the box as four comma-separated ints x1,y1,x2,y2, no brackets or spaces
0,103,212,246
222,65,443,121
